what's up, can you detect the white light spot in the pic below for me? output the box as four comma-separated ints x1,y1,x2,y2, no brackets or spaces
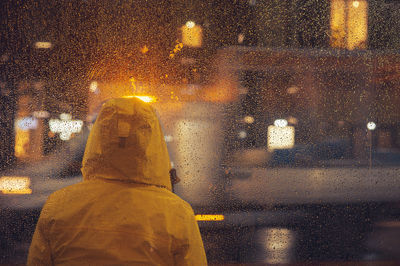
49,118,83,141
274,119,288,128
16,117,38,130
60,113,72,120
164,135,174,142
238,131,247,139
89,81,98,93
59,132,72,141
186,21,195,28
367,122,376,131
352,1,359,8
244,116,254,124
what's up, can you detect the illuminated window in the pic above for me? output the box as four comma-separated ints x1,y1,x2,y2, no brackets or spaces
330,0,368,50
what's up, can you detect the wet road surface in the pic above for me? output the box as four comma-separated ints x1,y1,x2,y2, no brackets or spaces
1,206,400,265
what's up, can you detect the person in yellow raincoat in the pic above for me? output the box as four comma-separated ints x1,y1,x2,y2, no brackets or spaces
27,97,207,265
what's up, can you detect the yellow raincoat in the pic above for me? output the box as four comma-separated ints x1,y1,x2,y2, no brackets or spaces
27,98,207,265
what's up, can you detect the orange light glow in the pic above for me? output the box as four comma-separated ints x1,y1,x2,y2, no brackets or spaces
123,95,157,103
0,176,32,194
140,45,149,54
195,214,225,221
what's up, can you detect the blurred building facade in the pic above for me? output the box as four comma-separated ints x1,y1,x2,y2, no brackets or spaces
1,0,400,164
185,0,400,158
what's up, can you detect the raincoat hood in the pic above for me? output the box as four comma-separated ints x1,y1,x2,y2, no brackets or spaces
81,97,172,190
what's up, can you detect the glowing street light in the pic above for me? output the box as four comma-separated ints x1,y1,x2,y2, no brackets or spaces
89,81,98,93
274,119,288,128
367,121,376,131
186,21,196,28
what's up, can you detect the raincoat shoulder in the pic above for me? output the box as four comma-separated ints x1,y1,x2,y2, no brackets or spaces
28,97,207,265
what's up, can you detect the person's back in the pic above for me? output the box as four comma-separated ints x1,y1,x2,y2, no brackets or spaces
27,97,207,265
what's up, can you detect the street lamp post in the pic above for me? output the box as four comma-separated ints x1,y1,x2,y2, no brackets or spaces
367,121,376,169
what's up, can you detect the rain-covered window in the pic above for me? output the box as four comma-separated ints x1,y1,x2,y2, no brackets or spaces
1,0,400,264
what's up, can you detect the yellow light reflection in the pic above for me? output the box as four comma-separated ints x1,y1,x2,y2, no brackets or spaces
181,24,203,48
330,0,346,48
14,128,30,158
0,176,32,194
347,0,367,49
195,214,225,221
89,81,98,93
123,95,157,103
258,228,295,264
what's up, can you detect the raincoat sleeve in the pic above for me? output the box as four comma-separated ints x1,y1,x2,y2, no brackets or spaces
27,200,53,266
175,210,208,266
